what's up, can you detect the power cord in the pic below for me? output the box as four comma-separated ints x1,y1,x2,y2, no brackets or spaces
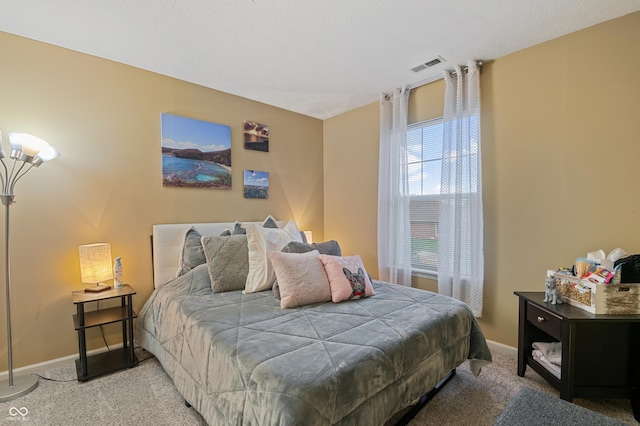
35,348,155,383
96,300,111,351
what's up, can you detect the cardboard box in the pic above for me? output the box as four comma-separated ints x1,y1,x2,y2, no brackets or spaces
549,270,640,314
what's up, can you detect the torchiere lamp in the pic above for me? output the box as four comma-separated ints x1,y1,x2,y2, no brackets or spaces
0,132,59,402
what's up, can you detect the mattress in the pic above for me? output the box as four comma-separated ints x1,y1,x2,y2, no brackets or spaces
136,263,492,425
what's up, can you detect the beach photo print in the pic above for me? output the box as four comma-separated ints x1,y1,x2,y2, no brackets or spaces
161,113,232,189
243,170,269,199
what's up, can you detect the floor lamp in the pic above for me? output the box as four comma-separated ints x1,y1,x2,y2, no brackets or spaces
0,132,59,402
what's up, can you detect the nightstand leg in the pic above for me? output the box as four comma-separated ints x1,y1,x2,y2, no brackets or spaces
517,297,527,376
127,294,135,364
121,296,127,350
77,303,87,378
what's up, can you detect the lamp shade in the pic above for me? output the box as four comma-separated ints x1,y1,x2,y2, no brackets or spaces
79,243,113,284
303,230,313,244
8,132,59,165
0,131,5,159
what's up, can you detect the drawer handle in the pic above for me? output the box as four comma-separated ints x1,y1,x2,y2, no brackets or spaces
537,316,545,323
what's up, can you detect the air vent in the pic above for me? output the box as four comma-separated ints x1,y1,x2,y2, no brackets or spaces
410,56,446,73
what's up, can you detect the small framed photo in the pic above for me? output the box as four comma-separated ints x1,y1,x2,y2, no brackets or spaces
244,121,269,152
244,170,269,199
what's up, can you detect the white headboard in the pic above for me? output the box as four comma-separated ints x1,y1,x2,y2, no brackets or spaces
152,221,285,289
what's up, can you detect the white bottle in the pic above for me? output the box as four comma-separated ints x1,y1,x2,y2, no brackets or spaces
113,257,123,288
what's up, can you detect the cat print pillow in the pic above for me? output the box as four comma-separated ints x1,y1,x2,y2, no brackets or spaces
319,254,375,302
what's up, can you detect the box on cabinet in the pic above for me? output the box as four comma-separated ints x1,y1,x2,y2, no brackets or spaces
549,270,640,314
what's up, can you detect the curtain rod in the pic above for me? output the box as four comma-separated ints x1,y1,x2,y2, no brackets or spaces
406,60,484,91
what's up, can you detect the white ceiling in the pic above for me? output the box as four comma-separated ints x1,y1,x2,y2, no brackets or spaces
1,1,639,119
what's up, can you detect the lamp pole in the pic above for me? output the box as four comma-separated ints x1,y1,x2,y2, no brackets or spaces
0,132,59,402
2,195,14,386
0,192,39,402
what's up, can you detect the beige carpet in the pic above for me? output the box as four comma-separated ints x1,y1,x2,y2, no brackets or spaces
398,350,636,425
0,349,635,425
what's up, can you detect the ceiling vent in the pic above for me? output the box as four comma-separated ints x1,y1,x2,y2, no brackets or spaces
410,56,446,73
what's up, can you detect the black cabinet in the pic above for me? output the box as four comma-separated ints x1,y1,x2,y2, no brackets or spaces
515,291,640,421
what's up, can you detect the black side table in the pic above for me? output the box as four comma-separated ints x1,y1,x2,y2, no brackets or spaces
514,291,640,422
72,284,138,381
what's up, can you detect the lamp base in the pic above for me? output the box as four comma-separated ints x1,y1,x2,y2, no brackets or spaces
85,284,111,293
0,374,39,402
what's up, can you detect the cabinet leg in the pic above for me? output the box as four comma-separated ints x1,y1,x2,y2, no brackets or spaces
631,387,640,422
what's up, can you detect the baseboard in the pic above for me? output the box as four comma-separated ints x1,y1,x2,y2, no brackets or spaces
0,343,124,379
486,339,517,358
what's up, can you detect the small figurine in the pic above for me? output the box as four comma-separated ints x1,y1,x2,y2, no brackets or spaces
543,276,562,304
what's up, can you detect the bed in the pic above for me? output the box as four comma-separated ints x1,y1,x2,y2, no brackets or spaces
136,220,492,425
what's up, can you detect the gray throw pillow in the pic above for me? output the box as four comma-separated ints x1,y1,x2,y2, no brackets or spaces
233,216,279,234
177,228,206,276
282,240,342,256
178,228,235,276
201,235,249,293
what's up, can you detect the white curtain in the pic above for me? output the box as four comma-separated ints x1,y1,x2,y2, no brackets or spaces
378,87,412,286
438,60,484,316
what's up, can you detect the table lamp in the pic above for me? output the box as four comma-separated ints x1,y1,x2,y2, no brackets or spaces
79,243,113,293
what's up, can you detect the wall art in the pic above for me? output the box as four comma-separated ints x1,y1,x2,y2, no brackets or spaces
243,170,269,199
244,120,269,152
161,113,231,189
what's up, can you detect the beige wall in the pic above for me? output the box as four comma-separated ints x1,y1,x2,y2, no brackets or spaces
323,102,380,273
2,10,640,369
0,31,324,368
325,11,640,347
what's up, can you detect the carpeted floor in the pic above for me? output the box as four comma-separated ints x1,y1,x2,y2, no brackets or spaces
493,387,628,426
0,348,636,425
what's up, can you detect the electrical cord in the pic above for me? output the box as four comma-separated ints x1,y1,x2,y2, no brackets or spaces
34,348,155,383
96,300,111,351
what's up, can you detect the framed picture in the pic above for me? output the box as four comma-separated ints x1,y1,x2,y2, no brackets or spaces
161,113,231,189
244,120,269,152
243,170,269,199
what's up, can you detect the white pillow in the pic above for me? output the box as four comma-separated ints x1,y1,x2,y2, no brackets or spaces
244,221,302,293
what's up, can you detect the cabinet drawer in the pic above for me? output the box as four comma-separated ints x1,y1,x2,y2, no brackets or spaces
527,303,562,339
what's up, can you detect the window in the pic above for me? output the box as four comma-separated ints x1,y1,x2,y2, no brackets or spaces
407,118,443,274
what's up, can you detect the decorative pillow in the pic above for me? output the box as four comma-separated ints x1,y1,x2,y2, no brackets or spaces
262,215,279,229
319,254,376,302
177,227,206,276
201,235,249,293
268,250,331,309
233,215,279,234
244,221,303,293
273,240,342,300
282,240,342,256
177,227,235,276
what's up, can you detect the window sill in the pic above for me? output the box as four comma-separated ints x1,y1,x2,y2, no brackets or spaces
412,269,437,280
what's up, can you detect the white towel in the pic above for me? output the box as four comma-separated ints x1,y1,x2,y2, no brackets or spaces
532,341,562,366
532,349,561,379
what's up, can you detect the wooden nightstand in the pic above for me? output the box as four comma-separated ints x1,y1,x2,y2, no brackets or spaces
72,284,139,381
514,291,640,422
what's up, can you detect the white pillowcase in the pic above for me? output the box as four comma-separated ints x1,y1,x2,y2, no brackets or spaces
244,221,303,293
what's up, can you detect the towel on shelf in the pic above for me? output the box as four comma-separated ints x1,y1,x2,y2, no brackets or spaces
532,349,561,379
532,341,561,366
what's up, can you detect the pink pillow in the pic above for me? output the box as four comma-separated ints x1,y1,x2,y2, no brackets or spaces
319,254,375,303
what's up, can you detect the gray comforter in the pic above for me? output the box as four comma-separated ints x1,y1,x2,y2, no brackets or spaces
136,264,491,425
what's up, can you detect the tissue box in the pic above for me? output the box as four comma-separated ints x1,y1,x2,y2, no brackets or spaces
550,271,640,314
